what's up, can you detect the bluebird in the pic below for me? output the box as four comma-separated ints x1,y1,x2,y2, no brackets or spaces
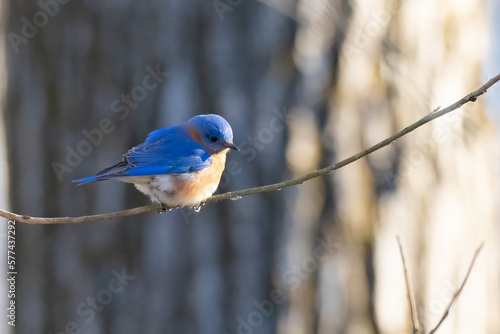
73,114,239,210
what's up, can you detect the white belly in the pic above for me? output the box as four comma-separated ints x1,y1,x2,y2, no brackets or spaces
118,173,219,208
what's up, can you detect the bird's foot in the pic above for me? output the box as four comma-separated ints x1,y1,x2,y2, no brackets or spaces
156,205,169,214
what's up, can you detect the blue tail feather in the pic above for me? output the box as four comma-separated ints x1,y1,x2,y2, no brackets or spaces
72,173,122,186
73,160,130,186
72,176,100,186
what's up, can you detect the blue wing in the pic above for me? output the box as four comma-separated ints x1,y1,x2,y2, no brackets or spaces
73,126,212,185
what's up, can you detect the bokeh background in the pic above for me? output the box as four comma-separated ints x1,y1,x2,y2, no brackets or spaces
1,0,500,333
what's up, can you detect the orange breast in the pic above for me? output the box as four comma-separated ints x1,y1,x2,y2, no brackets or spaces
173,150,228,205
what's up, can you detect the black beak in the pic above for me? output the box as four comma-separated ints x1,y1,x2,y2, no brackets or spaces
226,142,240,151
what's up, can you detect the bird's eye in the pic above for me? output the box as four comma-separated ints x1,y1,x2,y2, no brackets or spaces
210,136,218,142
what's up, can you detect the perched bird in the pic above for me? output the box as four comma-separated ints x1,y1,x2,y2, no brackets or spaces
73,114,239,210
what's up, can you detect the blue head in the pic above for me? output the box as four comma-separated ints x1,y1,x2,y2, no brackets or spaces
187,114,239,154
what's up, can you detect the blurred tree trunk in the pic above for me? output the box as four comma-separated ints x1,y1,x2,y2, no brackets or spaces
326,0,499,333
5,1,296,333
280,0,499,334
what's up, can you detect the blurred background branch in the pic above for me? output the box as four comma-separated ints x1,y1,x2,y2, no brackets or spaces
396,236,421,334
398,238,484,334
428,243,484,334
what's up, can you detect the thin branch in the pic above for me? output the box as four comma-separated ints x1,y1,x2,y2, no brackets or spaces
396,236,421,334
428,243,484,334
0,204,159,224
2,73,500,224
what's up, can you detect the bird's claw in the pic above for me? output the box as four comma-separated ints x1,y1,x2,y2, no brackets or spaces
157,206,168,214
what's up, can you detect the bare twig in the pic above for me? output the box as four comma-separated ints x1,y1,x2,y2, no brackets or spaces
1,73,500,224
396,236,421,334
0,204,159,224
428,243,484,334
396,240,484,334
